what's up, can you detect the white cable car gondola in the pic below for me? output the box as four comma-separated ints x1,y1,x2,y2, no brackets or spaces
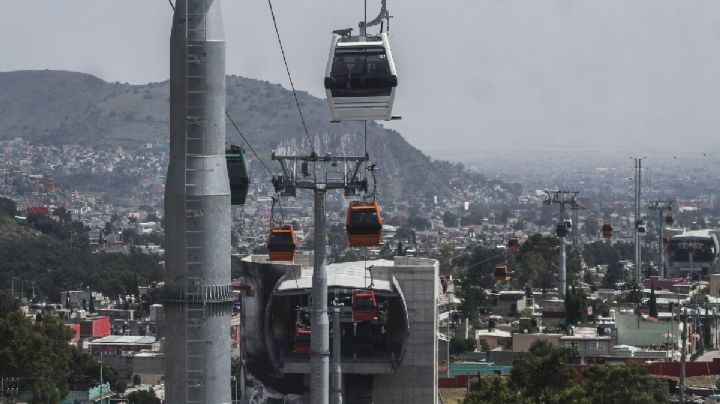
324,31,398,122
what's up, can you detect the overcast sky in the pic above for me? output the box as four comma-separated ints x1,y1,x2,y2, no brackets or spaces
2,1,720,156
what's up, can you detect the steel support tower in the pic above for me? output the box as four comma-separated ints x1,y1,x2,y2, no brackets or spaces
544,190,579,299
569,199,586,249
631,157,646,283
272,152,369,404
648,200,672,278
164,1,233,403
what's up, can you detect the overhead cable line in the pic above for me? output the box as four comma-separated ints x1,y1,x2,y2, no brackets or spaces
454,251,507,273
266,0,316,154
167,0,174,11
226,111,275,177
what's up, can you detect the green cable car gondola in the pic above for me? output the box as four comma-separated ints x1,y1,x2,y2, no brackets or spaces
226,145,249,205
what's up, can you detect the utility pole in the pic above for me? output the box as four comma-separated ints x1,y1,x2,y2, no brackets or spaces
680,308,687,404
331,307,343,404
648,200,672,278
631,157,646,283
543,190,579,299
272,151,368,404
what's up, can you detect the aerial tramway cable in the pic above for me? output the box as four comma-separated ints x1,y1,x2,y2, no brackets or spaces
266,0,316,154
226,111,276,177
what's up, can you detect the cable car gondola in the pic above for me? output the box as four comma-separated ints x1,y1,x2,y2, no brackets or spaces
665,214,674,226
346,201,383,247
494,265,509,282
556,223,568,238
226,145,249,205
267,225,296,261
324,31,398,122
602,221,613,239
352,290,378,322
508,237,521,253
293,327,311,355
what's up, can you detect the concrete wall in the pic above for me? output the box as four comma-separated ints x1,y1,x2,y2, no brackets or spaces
133,354,164,385
616,313,680,347
710,274,720,298
373,256,439,404
512,333,562,352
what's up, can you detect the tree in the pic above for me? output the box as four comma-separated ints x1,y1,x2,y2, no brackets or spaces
52,207,72,224
434,243,454,275
583,218,600,238
459,285,487,323
583,363,668,403
126,389,161,404
565,286,588,325
0,290,19,317
458,245,506,289
476,341,669,404
514,252,546,289
463,375,527,404
450,337,477,355
442,211,458,228
510,340,578,404
0,312,73,403
67,348,126,394
0,197,17,217
407,215,431,230
648,284,658,318
603,261,628,288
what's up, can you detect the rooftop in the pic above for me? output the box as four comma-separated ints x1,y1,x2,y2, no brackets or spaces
89,335,155,345
277,259,394,292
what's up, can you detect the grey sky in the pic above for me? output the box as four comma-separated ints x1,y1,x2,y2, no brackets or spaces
2,1,720,155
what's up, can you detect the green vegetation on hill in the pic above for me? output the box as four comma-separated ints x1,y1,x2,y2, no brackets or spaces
0,198,162,301
462,340,668,404
0,291,125,403
0,70,480,199
456,234,583,292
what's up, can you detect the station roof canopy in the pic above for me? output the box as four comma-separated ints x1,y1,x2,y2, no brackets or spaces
277,259,395,293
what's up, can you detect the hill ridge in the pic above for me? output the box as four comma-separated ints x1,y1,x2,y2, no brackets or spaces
0,70,471,198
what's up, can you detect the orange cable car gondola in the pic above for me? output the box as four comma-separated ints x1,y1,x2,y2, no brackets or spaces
346,201,383,247
508,237,521,253
601,221,613,240
293,327,311,355
352,290,378,322
267,225,296,261
665,214,674,226
494,265,509,282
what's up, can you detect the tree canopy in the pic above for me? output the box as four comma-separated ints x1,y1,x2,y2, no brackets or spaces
462,340,669,404
126,389,161,404
0,304,125,403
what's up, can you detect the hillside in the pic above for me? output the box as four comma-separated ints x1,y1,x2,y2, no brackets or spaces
0,205,163,301
0,70,472,199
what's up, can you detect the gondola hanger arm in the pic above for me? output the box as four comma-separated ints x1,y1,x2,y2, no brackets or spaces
359,0,390,36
